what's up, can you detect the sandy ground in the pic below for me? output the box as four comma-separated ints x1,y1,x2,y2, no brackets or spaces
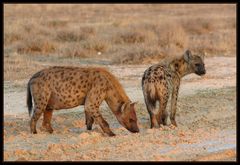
3,56,236,161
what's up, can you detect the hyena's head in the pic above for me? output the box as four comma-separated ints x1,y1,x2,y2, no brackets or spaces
183,50,206,76
117,102,139,133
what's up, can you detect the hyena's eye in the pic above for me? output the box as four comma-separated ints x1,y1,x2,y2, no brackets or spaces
129,119,135,123
195,63,201,67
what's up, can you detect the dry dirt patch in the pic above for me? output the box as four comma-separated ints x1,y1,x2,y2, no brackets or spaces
3,56,236,161
4,87,236,161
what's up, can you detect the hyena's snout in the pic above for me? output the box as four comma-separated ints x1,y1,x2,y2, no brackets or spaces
131,127,140,133
127,122,140,133
195,63,206,75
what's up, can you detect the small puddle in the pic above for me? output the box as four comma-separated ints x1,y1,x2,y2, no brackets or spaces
177,139,236,153
206,143,236,153
158,130,236,157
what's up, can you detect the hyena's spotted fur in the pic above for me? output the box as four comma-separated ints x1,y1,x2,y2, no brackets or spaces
27,66,139,136
142,50,206,128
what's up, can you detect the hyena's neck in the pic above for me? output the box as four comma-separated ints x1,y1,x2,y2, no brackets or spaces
103,70,130,114
105,88,130,115
169,57,191,78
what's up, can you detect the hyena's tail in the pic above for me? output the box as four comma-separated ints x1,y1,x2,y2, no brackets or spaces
27,81,33,117
142,81,156,113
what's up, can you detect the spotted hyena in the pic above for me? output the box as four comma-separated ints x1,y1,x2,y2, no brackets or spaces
27,66,139,136
142,50,206,128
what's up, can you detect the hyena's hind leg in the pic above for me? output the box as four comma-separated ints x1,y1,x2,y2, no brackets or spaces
85,110,94,130
157,89,169,126
30,105,46,134
42,107,54,133
158,98,168,126
30,90,50,134
143,94,159,128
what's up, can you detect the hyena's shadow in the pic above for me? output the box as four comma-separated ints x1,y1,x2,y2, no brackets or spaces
3,108,123,136
3,111,88,136
49,108,123,134
4,103,149,136
49,110,91,134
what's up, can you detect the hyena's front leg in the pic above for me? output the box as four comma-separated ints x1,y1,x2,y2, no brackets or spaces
85,110,94,130
170,83,180,127
85,106,115,136
84,89,115,136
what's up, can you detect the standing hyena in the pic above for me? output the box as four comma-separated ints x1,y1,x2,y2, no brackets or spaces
142,50,206,128
27,66,139,136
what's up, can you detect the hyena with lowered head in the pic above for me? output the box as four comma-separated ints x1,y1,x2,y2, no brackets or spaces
142,50,206,128
27,66,139,136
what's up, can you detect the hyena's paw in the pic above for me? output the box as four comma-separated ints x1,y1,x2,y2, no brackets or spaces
170,119,178,127
47,127,54,134
107,131,116,137
159,124,171,131
169,124,178,130
159,124,164,131
31,130,37,134
86,124,93,130
86,118,94,130
40,124,54,133
30,126,37,134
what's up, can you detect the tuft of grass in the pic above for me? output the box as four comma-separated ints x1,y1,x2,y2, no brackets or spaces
154,22,189,50
114,30,146,44
4,33,23,45
82,38,109,53
181,18,216,35
62,47,88,58
43,20,68,28
55,30,87,42
4,53,44,81
17,38,56,54
80,26,96,35
55,27,95,43
58,43,88,58
112,45,164,64
189,30,236,55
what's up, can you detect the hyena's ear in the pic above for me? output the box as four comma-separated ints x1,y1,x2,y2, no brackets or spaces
130,101,138,108
121,102,128,113
183,49,193,63
201,51,206,60
130,101,138,106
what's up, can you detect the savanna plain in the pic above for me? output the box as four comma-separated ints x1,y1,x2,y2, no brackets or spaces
4,4,236,161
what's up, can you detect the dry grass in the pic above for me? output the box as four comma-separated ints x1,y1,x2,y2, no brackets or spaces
4,53,45,81
82,38,109,53
4,4,236,81
181,18,216,35
57,43,88,58
42,20,69,28
114,30,146,44
17,38,56,54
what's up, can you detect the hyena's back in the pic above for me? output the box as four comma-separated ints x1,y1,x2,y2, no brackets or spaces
142,65,171,109
28,66,119,111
